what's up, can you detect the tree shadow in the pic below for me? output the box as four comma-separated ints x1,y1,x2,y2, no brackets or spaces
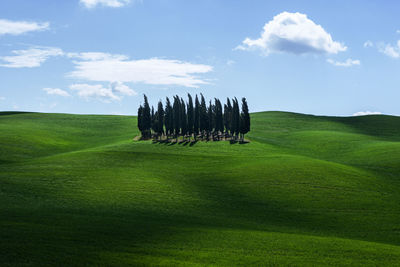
189,140,198,147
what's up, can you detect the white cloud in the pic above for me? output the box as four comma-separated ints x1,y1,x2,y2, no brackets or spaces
69,82,136,102
70,83,121,102
0,46,63,68
0,96,5,101
236,12,346,55
378,40,400,59
80,0,131,8
68,55,212,88
67,52,127,61
327,58,360,67
110,81,137,96
0,19,49,36
363,40,373,48
397,30,400,34
353,111,382,116
43,87,70,97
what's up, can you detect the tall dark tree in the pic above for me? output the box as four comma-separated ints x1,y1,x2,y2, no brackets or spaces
214,98,223,139
151,106,156,135
164,97,173,138
194,95,200,139
137,105,144,137
232,98,240,140
180,98,188,140
142,94,151,138
224,98,233,137
173,96,181,140
199,94,207,138
156,100,164,139
207,100,214,140
240,97,250,141
187,93,194,139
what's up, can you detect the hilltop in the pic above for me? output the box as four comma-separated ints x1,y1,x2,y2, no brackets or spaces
1,111,400,266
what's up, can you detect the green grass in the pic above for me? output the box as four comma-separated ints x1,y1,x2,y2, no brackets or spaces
1,111,400,266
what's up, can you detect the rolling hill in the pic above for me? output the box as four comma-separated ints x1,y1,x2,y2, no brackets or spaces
1,111,400,266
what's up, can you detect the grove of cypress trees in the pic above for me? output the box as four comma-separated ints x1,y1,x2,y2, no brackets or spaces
137,93,250,142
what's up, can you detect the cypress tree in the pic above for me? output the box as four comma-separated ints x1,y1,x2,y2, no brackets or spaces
240,97,250,141
157,100,164,139
151,106,155,137
194,95,200,139
224,98,233,137
207,100,215,140
215,98,223,139
137,105,144,137
187,93,194,140
173,96,180,141
180,98,188,140
142,94,151,138
200,94,207,138
232,98,240,140
164,97,172,138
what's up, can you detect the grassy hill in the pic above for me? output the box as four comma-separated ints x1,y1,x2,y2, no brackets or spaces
1,111,400,266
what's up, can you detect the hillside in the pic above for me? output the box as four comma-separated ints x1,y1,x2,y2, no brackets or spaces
1,111,400,266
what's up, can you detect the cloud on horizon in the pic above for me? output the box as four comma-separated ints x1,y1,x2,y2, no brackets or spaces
0,19,49,36
352,111,382,116
236,12,346,55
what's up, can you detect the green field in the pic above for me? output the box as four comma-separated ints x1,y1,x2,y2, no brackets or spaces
1,111,400,266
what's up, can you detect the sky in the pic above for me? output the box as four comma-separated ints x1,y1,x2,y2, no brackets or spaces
0,0,399,116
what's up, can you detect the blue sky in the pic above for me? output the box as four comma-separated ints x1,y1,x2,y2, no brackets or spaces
0,0,399,116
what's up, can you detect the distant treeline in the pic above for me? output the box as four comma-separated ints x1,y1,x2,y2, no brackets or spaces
137,94,250,141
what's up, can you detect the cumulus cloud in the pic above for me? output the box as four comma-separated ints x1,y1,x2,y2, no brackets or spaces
363,40,373,48
69,82,136,102
110,81,137,96
0,96,5,100
0,19,49,36
70,83,121,102
43,87,70,97
80,0,131,8
353,111,382,116
0,46,63,68
68,55,213,88
236,12,346,55
378,40,400,59
327,58,360,67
